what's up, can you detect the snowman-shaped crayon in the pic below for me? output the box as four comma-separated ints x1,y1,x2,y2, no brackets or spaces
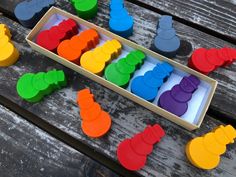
80,39,122,75
158,75,200,116
131,62,173,102
188,47,236,75
70,0,98,19
17,70,67,102
14,0,55,28
117,124,165,171
36,19,78,52
0,24,19,66
186,125,236,169
57,29,99,64
153,15,180,57
105,50,145,88
109,0,134,37
76,88,112,138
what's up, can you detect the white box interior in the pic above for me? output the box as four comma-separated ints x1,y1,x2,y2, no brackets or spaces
34,14,213,126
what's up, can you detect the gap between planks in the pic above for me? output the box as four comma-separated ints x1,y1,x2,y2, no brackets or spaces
207,107,236,127
0,95,138,177
126,0,236,45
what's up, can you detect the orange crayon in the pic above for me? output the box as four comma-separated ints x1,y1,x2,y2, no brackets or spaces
76,88,111,138
57,29,99,64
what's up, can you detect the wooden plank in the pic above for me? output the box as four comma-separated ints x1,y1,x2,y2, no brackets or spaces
0,14,236,177
127,0,236,43
0,104,119,177
0,1,236,176
1,0,236,42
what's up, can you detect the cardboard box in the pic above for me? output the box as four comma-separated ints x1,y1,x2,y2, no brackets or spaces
26,7,217,130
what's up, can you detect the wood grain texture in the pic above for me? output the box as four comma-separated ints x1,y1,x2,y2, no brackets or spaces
1,0,236,121
0,0,236,176
0,104,119,177
128,0,236,42
0,2,236,176
107,0,236,122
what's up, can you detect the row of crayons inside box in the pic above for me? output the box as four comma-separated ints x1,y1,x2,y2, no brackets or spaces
35,18,201,117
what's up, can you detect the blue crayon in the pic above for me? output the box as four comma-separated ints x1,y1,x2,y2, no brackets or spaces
14,0,55,28
154,30,180,58
109,16,133,37
110,0,124,10
153,15,180,58
131,62,173,102
158,15,173,30
109,0,134,38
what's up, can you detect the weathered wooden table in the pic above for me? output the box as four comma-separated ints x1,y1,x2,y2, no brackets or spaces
1,1,236,177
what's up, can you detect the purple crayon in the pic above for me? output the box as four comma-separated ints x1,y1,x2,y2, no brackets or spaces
158,75,200,116
171,85,192,103
179,75,200,93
